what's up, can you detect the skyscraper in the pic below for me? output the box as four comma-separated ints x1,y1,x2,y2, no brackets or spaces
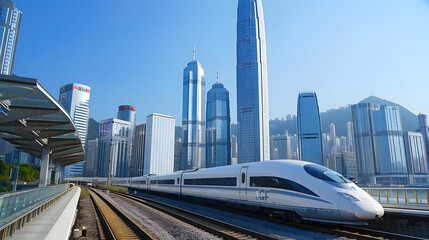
403,132,428,185
418,114,429,160
144,113,175,175
181,51,206,170
118,105,137,176
0,0,22,75
270,134,292,160
346,121,354,152
236,0,270,163
352,103,408,186
83,139,98,177
59,83,90,177
97,118,132,177
131,123,146,176
297,92,323,165
206,73,231,168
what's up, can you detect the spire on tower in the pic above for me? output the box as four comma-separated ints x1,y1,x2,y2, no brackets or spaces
193,44,196,61
216,67,219,83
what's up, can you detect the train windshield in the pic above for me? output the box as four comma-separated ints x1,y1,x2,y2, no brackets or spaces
304,164,352,183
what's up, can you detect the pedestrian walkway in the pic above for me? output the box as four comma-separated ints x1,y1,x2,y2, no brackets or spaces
10,186,81,240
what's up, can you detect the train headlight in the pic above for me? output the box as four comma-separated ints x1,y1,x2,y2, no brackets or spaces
339,192,360,202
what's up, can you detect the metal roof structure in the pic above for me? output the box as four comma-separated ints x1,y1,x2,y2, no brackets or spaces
0,74,84,165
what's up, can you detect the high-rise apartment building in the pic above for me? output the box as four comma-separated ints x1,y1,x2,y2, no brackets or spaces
117,105,138,176
297,92,323,165
236,0,270,163
131,123,145,176
181,53,206,170
59,83,90,177
352,103,408,186
144,114,175,175
206,77,231,168
97,118,132,177
0,0,21,75
403,132,428,185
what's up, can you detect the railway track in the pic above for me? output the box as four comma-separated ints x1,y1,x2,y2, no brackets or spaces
109,190,279,240
109,190,426,240
87,188,157,240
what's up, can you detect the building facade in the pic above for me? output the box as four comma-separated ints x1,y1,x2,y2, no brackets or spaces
352,103,408,186
59,83,90,177
0,0,21,75
270,134,292,160
84,139,98,177
181,55,206,170
144,114,175,175
297,92,323,165
403,132,429,185
346,121,354,152
206,80,231,168
97,118,132,177
236,0,270,163
131,123,145,176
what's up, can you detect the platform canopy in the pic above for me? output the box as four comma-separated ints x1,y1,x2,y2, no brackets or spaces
0,74,84,166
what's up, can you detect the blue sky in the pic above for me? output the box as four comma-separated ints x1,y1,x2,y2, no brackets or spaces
13,0,429,125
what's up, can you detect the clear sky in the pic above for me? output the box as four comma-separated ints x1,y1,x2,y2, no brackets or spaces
12,0,429,125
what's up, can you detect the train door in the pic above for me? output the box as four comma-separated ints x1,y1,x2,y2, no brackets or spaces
239,167,248,200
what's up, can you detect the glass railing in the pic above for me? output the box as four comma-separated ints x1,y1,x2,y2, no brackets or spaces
0,184,68,229
362,188,429,205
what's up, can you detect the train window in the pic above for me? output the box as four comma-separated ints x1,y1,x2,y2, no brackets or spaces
184,177,237,186
241,173,245,183
177,178,180,184
250,176,318,197
139,180,146,184
157,179,175,185
304,164,352,183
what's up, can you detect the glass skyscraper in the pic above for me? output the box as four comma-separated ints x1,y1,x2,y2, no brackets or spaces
352,103,408,186
181,55,206,170
236,0,270,163
59,83,91,177
297,92,323,165
206,78,231,168
403,131,428,185
0,0,21,75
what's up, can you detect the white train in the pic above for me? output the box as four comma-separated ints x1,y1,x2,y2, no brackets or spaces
112,160,384,225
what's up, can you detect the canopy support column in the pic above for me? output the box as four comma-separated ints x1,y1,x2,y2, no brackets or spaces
54,162,61,184
38,146,50,187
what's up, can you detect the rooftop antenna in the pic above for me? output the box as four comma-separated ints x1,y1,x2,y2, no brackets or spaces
216,67,219,83
193,44,196,61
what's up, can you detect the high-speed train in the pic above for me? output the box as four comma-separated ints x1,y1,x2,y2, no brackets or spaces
112,160,384,225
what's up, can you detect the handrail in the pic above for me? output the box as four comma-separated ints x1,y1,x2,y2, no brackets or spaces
362,187,429,206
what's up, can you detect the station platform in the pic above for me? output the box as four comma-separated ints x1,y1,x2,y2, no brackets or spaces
9,186,81,240
383,204,429,217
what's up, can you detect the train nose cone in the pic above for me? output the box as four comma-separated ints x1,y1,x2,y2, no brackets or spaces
353,201,384,220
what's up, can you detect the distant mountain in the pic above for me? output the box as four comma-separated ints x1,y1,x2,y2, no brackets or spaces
87,118,100,141
270,96,419,137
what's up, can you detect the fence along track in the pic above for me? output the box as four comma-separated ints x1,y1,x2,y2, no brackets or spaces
87,188,157,240
112,191,278,240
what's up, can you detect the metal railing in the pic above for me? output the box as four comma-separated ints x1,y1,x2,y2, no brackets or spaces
362,188,429,205
0,184,68,229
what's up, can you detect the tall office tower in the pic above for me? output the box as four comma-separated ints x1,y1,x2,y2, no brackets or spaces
297,92,323,165
59,83,90,177
346,121,354,152
181,51,206,170
270,134,292,160
236,0,270,163
83,139,98,177
321,133,330,165
418,114,429,159
97,118,132,177
131,123,145,176
352,103,408,186
144,114,175,175
329,123,337,155
332,152,358,180
403,132,428,185
118,105,137,175
290,134,299,160
174,138,182,171
231,135,238,164
0,0,22,75
206,74,231,168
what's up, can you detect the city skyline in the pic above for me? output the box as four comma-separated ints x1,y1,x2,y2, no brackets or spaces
10,0,429,125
